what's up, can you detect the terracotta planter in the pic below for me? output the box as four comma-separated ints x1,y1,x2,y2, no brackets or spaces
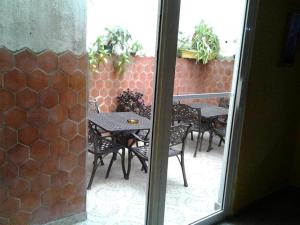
178,49,197,59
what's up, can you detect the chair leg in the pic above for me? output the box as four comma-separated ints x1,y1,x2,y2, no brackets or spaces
193,131,201,157
191,131,194,141
99,155,104,165
105,153,115,178
199,132,204,152
87,156,99,190
218,137,222,147
180,153,188,187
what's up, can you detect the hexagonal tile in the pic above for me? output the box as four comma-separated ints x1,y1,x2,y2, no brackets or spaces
49,105,68,124
31,206,51,224
78,120,86,137
69,104,85,122
50,138,68,159
39,124,59,142
19,126,38,146
9,178,29,197
10,210,32,225
59,89,77,108
95,80,104,89
49,199,68,219
15,49,37,73
16,88,38,109
42,188,61,206
104,80,112,88
78,151,86,168
20,159,40,180
79,55,88,73
37,50,58,73
58,52,78,74
0,89,15,112
0,127,17,149
39,88,58,108
0,48,13,72
60,120,77,140
31,174,50,192
51,171,68,188
41,157,59,175
68,196,85,214
27,69,48,91
78,89,86,106
70,167,85,184
62,184,77,200
4,69,26,91
96,88,108,97
104,96,111,105
0,162,18,185
60,153,77,172
30,140,49,161
0,150,5,166
20,192,41,211
5,108,27,128
69,135,86,154
27,107,49,127
8,144,29,166
0,185,8,205
69,70,85,90
0,197,20,217
50,70,68,92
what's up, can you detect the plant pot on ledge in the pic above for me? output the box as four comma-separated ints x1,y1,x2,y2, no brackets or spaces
178,49,197,60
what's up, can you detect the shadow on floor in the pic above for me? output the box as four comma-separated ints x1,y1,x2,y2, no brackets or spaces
216,187,300,225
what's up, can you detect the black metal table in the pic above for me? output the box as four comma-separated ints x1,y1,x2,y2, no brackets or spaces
88,112,151,179
189,103,228,151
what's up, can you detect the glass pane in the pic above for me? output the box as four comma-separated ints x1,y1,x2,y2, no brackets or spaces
84,0,159,224
164,0,247,224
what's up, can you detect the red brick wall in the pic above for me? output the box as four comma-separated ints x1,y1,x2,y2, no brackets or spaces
0,48,87,225
89,56,234,112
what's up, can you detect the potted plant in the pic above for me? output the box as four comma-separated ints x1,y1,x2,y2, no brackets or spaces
177,21,220,64
88,26,142,74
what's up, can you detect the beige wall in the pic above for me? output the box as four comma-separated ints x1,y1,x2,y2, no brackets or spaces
232,0,300,212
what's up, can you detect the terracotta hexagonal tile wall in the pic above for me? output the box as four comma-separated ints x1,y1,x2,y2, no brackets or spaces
0,48,87,224
89,56,233,112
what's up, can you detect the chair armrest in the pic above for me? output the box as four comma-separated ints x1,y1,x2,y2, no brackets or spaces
130,132,150,143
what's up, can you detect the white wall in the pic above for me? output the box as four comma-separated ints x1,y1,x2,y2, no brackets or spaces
0,0,87,54
87,0,246,57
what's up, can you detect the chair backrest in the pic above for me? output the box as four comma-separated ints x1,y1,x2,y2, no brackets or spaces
169,124,191,147
116,89,145,113
88,121,113,154
88,99,100,113
138,105,151,119
172,103,201,125
218,97,229,108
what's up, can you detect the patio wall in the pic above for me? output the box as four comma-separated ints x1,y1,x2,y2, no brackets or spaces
0,1,87,224
89,56,234,112
0,48,87,225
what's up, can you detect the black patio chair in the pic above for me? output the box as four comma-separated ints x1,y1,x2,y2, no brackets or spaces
213,98,229,147
127,124,191,187
87,121,125,189
172,103,210,157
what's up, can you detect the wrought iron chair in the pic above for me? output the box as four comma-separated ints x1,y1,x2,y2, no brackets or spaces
213,98,229,147
127,124,191,187
172,103,210,157
87,121,125,189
